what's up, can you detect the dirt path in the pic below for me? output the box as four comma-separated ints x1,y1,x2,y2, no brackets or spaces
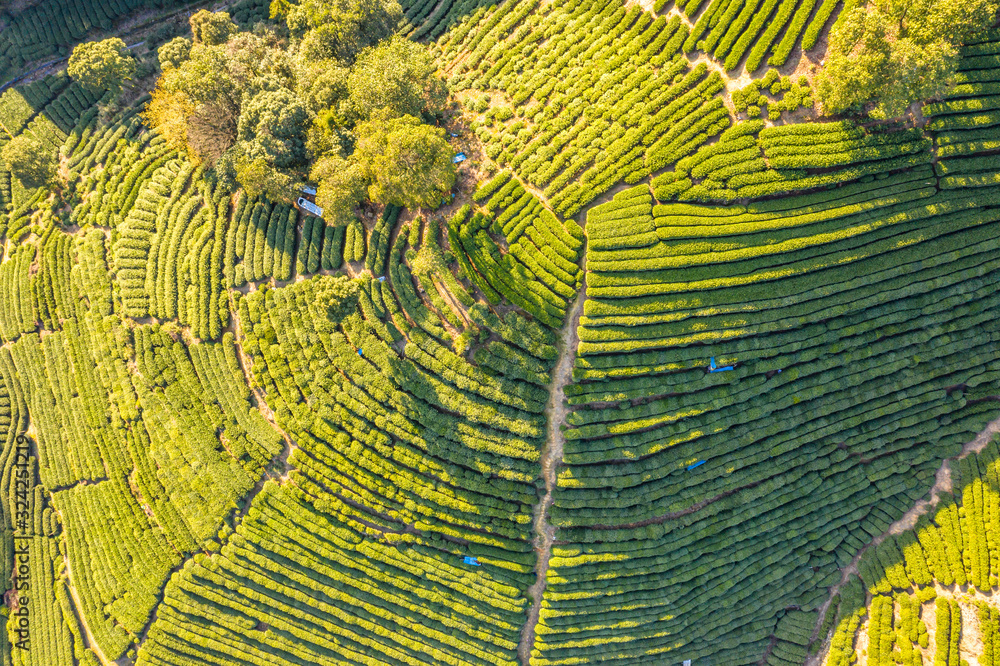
806,409,1000,665
517,263,586,665
62,553,129,666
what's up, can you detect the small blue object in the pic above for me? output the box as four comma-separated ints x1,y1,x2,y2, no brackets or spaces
708,357,734,373
453,152,467,163
451,133,458,137
357,349,364,357
377,276,386,282
687,460,706,471
464,556,481,566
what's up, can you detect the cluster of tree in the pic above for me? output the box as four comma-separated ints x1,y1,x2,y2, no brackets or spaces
816,0,999,119
141,4,456,220
2,37,136,191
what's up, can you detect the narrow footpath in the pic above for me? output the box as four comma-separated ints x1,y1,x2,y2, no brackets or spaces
805,410,1000,665
517,268,587,665
62,554,127,666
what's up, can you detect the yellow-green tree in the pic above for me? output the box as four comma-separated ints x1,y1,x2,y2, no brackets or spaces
817,0,999,119
67,38,136,95
1,132,57,189
353,112,456,210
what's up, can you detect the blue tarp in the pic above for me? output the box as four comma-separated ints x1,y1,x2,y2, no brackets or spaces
463,556,481,566
687,460,706,471
453,152,467,163
709,357,734,373
357,349,364,357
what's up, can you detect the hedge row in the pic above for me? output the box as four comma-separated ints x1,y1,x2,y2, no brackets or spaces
534,74,1000,661
442,0,727,216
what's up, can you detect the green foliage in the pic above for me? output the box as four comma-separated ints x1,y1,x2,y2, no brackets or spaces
189,10,237,46
305,273,361,324
354,112,456,210
291,0,403,63
348,36,446,121
217,88,312,199
732,71,812,119
1,132,57,190
816,0,999,118
67,38,136,95
311,155,367,225
157,37,192,70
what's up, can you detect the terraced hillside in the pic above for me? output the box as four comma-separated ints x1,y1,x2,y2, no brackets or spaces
0,0,997,665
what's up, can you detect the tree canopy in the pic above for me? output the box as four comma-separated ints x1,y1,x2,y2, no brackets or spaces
353,113,456,210
294,274,361,327
347,36,447,121
143,5,453,215
1,132,58,190
189,9,237,46
68,38,136,95
816,0,999,119
158,37,192,70
285,0,402,63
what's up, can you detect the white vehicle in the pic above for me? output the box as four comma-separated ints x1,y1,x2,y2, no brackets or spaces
297,197,323,217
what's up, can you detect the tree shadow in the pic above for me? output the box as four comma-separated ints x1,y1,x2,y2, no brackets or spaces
400,0,501,42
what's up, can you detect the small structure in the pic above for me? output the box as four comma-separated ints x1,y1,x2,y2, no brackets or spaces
453,152,467,164
683,661,692,666
463,556,481,566
686,460,706,471
708,357,734,373
297,197,324,218
377,276,386,283
300,185,317,197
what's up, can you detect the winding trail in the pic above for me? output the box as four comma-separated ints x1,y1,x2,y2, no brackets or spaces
517,261,587,665
61,543,128,666
806,408,1000,665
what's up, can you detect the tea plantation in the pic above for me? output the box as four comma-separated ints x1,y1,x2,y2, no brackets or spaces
0,0,996,664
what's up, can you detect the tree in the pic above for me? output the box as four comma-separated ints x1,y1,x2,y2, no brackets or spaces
311,155,366,225
353,112,456,210
67,38,136,95
296,59,350,113
269,0,294,18
158,37,192,70
348,36,447,121
1,133,57,190
237,88,312,169
143,32,293,167
290,0,402,63
143,81,195,156
215,88,312,198
318,274,360,323
217,151,298,201
190,10,237,46
816,0,998,119
296,274,360,326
